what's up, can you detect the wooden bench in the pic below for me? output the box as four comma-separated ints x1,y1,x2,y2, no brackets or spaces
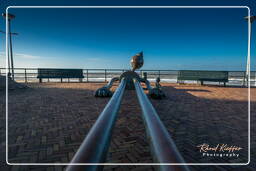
177,70,228,86
37,68,84,83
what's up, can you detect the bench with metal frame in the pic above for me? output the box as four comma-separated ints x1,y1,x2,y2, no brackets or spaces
37,68,84,83
177,70,228,86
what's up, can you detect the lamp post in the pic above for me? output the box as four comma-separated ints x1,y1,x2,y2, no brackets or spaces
0,30,18,77
2,13,15,80
244,15,256,87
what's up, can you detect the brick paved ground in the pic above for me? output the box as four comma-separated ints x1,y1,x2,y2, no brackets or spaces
0,82,255,171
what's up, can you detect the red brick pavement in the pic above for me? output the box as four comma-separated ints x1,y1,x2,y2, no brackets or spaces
0,83,255,171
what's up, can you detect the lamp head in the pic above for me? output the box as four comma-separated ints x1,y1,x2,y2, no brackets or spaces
2,13,15,20
244,16,256,23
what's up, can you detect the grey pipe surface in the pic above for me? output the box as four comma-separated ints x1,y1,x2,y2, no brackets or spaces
66,78,127,171
133,79,190,171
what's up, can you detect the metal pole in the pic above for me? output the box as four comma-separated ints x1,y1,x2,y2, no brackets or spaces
244,16,255,87
133,79,190,171
8,19,15,80
250,18,256,87
7,42,11,77
66,78,127,171
24,69,27,83
246,16,255,86
246,21,251,87
253,25,256,87
1,31,17,78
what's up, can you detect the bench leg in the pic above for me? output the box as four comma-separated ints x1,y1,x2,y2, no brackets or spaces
224,82,226,87
61,78,63,83
200,81,203,85
39,78,42,83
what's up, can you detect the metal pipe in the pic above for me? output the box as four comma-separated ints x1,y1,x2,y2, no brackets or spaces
143,79,152,91
8,19,15,80
133,79,190,171
8,41,11,77
66,78,127,171
104,77,119,89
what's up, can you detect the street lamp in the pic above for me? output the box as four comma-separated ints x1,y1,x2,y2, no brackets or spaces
0,30,18,77
2,13,16,80
244,15,256,87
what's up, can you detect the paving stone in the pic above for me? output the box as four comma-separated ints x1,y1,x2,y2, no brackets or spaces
0,83,255,171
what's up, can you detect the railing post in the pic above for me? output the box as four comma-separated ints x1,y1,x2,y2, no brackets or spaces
254,71,256,87
24,69,27,83
243,71,246,86
133,79,190,171
105,69,107,82
12,68,15,81
87,69,89,82
66,79,127,171
38,69,42,83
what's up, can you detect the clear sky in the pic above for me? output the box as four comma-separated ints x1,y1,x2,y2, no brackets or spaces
0,0,255,71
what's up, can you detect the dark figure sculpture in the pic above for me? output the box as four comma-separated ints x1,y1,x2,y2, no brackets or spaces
95,52,165,99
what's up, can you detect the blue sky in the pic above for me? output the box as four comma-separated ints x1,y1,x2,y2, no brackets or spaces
0,1,255,70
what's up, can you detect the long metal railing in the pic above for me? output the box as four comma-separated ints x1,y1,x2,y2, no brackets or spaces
66,78,127,171
1,68,256,86
134,79,190,171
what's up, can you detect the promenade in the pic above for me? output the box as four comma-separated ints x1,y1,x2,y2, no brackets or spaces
0,82,255,171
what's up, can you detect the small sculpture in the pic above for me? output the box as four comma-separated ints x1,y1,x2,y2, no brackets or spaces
95,51,165,99
149,77,166,99
130,52,144,71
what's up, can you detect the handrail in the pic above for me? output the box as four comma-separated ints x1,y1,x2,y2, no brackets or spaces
133,79,190,171
66,78,127,171
0,68,254,86
1,68,254,72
